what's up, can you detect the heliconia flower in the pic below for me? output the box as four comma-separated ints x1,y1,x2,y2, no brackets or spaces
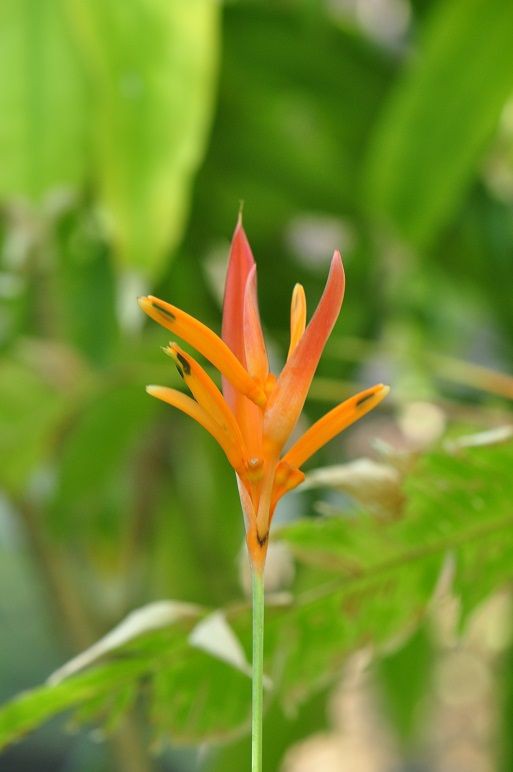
139,218,389,572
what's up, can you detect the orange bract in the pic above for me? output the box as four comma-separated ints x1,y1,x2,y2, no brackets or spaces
139,218,389,571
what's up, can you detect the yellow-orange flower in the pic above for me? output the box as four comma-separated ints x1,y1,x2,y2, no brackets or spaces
139,219,389,571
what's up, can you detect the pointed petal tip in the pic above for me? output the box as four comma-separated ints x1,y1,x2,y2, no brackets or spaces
353,383,390,409
372,384,390,400
331,249,345,277
264,245,346,450
223,213,256,390
138,295,178,324
139,294,163,307
330,251,345,291
232,215,250,244
288,283,307,360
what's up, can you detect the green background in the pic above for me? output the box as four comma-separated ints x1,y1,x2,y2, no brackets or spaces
1,1,513,770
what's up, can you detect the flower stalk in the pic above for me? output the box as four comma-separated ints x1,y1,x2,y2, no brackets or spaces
251,567,265,772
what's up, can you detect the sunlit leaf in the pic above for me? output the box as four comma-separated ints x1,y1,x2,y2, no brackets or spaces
66,0,220,280
0,0,87,201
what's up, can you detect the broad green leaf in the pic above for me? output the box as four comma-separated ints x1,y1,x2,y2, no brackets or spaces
364,0,513,248
0,0,87,200
66,0,220,280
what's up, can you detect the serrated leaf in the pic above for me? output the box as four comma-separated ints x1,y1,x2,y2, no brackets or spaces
0,658,155,749
70,682,137,736
0,613,252,749
405,439,513,625
365,0,513,248
273,432,513,704
2,436,513,749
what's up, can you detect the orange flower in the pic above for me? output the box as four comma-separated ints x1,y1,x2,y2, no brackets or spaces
139,219,389,571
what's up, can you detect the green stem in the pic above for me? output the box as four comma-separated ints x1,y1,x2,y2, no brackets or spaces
251,567,265,772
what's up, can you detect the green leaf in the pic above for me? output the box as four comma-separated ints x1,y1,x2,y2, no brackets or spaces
67,0,220,280
0,355,70,493
0,0,87,201
0,658,155,749
0,605,252,750
277,432,513,700
2,433,513,749
405,436,513,625
364,0,513,248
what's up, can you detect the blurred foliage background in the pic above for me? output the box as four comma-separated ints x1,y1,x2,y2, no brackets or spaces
1,0,513,770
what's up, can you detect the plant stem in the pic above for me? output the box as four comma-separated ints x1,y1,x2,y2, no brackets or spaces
251,567,265,772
